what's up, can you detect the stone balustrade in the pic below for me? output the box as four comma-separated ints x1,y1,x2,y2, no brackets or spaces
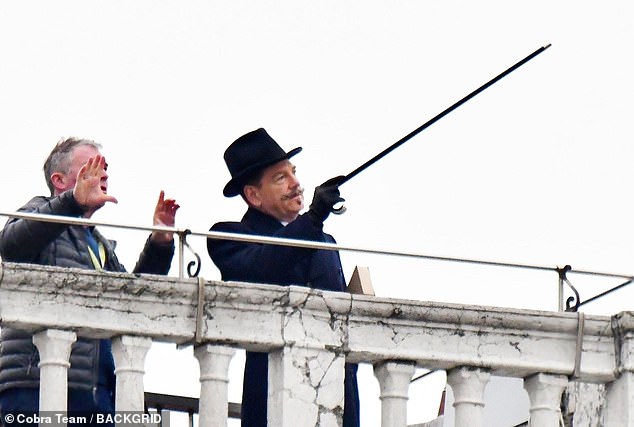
0,261,631,426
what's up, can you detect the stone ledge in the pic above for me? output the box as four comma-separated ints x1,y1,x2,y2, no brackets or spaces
0,262,619,381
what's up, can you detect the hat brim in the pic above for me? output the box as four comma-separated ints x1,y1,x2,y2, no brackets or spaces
223,147,302,197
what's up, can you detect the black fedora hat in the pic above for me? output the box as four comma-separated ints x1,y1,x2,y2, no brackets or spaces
222,128,302,197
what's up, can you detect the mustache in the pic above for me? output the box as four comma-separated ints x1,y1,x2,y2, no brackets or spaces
281,188,304,200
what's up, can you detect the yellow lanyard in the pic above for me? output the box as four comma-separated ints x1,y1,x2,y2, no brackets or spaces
87,241,106,270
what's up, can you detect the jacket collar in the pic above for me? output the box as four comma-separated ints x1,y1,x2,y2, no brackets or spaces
242,207,285,235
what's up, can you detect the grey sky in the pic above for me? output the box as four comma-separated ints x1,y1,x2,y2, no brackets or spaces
1,1,632,425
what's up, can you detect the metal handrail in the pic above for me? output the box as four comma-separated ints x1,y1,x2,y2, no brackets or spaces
144,392,241,426
1,210,633,308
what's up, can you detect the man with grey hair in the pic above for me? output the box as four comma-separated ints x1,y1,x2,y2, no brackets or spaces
0,137,180,422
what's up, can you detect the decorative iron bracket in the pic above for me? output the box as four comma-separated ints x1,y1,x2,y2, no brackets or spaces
560,264,634,312
558,265,580,312
177,229,201,278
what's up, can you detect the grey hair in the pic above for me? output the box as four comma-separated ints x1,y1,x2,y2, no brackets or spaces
43,137,102,196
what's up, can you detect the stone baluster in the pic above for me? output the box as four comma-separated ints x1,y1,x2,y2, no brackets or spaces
33,329,77,419
446,366,490,427
373,361,416,427
112,336,152,412
194,344,236,427
268,346,344,427
523,373,568,426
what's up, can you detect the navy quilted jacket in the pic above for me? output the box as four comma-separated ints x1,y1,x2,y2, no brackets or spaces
0,190,174,394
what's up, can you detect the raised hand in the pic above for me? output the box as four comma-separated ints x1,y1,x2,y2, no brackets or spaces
151,190,180,244
308,175,346,223
72,154,118,214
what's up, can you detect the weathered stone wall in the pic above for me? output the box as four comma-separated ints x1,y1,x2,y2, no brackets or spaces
1,262,630,426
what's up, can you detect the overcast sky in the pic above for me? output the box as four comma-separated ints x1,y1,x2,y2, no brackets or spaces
1,1,633,425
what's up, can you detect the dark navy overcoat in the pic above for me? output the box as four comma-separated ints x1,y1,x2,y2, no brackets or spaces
208,208,360,427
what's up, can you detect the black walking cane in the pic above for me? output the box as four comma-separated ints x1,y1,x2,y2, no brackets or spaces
332,44,552,214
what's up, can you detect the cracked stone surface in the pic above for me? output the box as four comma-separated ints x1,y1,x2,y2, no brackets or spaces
269,346,344,427
2,263,633,426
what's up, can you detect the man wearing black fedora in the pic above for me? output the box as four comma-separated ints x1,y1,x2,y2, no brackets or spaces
207,128,360,427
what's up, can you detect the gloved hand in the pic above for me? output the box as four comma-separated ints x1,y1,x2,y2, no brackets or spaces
308,176,346,223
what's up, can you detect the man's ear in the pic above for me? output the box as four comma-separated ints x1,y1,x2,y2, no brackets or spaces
243,185,262,208
50,172,67,194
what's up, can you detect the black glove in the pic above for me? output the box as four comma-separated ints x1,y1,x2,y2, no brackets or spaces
308,176,346,223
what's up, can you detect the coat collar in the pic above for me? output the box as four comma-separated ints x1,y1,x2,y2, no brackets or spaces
242,207,285,235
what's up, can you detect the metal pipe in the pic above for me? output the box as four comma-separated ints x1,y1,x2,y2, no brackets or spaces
1,210,631,281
